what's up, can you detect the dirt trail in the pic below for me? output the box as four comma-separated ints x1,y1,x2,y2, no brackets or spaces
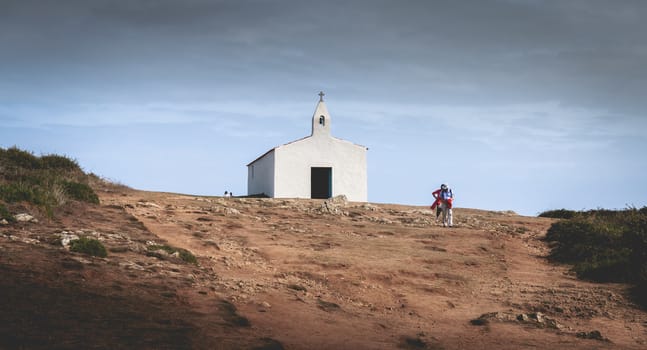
2,188,646,349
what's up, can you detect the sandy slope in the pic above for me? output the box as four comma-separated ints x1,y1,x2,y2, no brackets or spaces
1,187,646,349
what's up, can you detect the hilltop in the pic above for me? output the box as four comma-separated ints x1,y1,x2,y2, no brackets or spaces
1,183,646,349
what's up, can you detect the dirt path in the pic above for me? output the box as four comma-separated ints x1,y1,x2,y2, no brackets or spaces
2,188,646,349
107,191,646,349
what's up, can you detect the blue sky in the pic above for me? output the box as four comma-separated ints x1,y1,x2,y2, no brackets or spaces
1,0,646,216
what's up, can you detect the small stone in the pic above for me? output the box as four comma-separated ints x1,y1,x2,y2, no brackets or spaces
14,213,37,223
138,201,161,208
0,219,8,225
576,330,607,341
60,234,80,248
470,318,488,326
225,208,240,216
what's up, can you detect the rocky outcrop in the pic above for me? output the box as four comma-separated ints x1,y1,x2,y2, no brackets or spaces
471,311,563,330
471,311,610,342
319,195,348,215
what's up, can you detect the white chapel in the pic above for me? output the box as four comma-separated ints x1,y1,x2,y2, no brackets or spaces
247,92,368,202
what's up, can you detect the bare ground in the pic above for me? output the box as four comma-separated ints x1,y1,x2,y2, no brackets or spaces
1,187,646,349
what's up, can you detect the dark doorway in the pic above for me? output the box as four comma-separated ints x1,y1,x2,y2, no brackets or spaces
311,167,332,199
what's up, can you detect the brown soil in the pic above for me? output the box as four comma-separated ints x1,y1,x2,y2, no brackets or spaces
1,187,646,349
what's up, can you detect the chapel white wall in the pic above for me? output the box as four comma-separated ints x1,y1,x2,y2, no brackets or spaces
247,150,275,197
273,135,367,202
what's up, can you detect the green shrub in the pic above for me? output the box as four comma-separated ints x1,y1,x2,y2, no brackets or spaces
544,207,647,307
538,209,578,219
40,154,80,170
63,181,100,204
572,248,633,282
624,214,647,305
1,147,41,169
0,147,100,215
545,218,625,263
0,203,16,223
0,182,45,205
69,237,108,258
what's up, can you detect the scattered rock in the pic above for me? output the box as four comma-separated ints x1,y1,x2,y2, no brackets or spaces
225,208,241,216
576,330,608,341
60,233,80,248
119,261,147,271
474,312,517,323
0,219,8,225
203,240,221,249
472,311,563,330
147,248,171,259
329,194,348,205
14,213,38,223
368,217,393,225
320,195,348,215
287,284,307,292
317,299,341,312
257,301,272,312
9,236,40,245
360,203,379,211
137,201,161,209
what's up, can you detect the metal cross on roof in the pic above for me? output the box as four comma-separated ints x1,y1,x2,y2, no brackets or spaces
318,91,325,102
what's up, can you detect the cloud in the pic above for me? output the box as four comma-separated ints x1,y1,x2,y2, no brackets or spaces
3,1,646,112
2,0,645,150
336,99,644,153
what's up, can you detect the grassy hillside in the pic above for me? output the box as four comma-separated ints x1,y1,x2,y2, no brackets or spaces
0,146,99,217
541,207,647,306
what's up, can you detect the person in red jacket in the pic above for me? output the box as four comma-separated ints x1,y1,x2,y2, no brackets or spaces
430,188,443,219
432,184,454,227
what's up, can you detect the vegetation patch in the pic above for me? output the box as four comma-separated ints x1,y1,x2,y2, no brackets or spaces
538,209,578,219
40,154,80,170
63,181,100,204
69,237,108,258
0,146,100,216
543,207,647,307
0,182,46,205
0,203,16,223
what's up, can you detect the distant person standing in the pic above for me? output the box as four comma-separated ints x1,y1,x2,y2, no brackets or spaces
432,184,453,227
